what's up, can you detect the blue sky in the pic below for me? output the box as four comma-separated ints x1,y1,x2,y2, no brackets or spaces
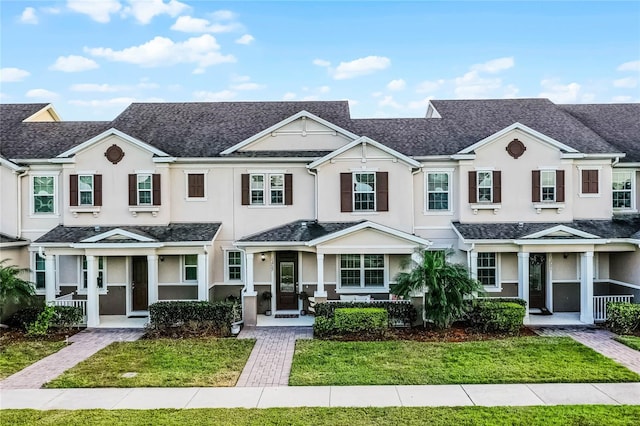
1,1,639,121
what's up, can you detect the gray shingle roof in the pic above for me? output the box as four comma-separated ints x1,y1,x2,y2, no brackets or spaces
0,104,49,128
0,233,29,244
452,216,640,241
34,223,221,244
238,220,364,242
559,104,640,162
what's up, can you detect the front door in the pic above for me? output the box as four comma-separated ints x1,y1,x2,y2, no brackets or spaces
131,256,148,311
529,254,546,309
276,251,298,310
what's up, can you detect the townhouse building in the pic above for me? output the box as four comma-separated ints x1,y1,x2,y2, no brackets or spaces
0,99,638,327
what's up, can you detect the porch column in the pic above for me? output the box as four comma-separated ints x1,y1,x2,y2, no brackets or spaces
197,253,208,301
243,252,257,326
315,253,327,299
469,251,478,280
147,255,158,306
517,252,530,322
86,255,99,327
44,254,56,303
580,251,594,324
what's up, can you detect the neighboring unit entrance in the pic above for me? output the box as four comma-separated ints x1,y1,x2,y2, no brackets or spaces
131,256,149,311
276,251,298,310
529,254,546,309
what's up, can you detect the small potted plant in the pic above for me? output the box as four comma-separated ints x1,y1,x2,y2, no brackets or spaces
298,291,309,315
262,291,272,316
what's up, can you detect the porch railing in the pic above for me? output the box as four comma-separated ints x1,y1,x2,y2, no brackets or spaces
593,295,634,322
51,296,88,325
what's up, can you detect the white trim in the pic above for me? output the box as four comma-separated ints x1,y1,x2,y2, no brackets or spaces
594,278,640,290
522,225,600,240
0,156,25,172
577,166,602,198
458,122,579,154
224,249,244,283
424,169,454,214
220,110,360,155
612,169,636,212
56,128,170,159
30,172,59,217
307,221,431,247
182,254,198,284
82,228,156,243
184,170,209,201
71,242,165,249
23,104,61,122
336,253,388,291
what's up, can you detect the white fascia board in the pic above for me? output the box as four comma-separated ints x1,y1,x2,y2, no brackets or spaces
425,100,442,118
450,154,476,160
0,241,30,248
23,104,61,122
613,162,639,168
458,122,579,155
220,110,360,155
308,136,421,169
522,225,600,240
81,228,157,243
0,156,25,171
307,221,431,247
175,157,320,164
153,157,177,163
71,242,165,249
57,128,170,158
513,239,608,245
234,241,303,247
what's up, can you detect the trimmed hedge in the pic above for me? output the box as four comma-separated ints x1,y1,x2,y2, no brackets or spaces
147,301,235,337
334,308,388,334
6,305,83,331
314,301,416,327
606,302,640,334
468,300,526,334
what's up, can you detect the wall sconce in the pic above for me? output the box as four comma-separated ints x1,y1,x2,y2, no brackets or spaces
159,256,165,262
261,253,266,262
563,253,569,259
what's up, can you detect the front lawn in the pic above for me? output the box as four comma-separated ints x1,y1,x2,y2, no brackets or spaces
45,338,255,388
290,337,640,386
0,336,65,380
3,406,640,426
615,335,640,351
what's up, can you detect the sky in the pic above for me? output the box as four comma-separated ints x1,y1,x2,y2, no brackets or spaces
1,1,639,121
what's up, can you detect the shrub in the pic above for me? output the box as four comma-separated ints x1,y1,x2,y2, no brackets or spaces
314,301,416,327
606,302,640,334
313,316,335,338
53,306,83,329
334,307,388,335
6,306,44,330
26,305,56,337
468,300,526,334
7,304,83,332
147,301,235,337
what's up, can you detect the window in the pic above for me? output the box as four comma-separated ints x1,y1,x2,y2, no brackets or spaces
476,253,497,287
187,173,205,198
270,174,284,205
353,173,376,211
477,172,492,202
184,255,197,282
540,170,556,202
33,175,56,214
250,175,265,204
128,174,161,206
78,175,94,205
613,170,634,210
426,172,451,211
82,256,104,289
581,169,599,195
70,174,102,207
340,172,388,213
35,254,46,290
242,173,292,206
339,254,385,288
137,174,152,205
532,170,565,204
468,171,501,205
226,250,242,281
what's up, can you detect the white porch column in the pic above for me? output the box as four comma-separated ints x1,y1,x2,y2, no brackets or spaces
469,251,478,281
315,253,327,298
580,251,594,324
243,252,257,326
86,255,99,327
517,252,530,322
147,255,158,306
245,252,255,294
44,254,56,303
197,253,208,301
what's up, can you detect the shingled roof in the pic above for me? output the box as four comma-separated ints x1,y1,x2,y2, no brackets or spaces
238,220,364,243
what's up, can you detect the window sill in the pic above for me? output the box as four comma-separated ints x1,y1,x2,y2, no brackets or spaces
129,206,159,217
70,207,100,218
533,203,565,214
247,205,287,209
578,193,600,198
29,213,60,219
337,288,388,294
470,203,501,215
76,289,108,295
483,286,503,293
185,197,208,202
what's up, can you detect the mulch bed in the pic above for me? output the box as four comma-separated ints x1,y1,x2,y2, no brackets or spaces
0,327,82,344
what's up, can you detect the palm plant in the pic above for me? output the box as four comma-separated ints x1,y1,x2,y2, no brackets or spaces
0,258,36,321
393,250,483,329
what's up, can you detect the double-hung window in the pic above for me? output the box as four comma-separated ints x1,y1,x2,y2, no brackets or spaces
128,173,161,207
82,256,104,289
137,174,152,205
226,250,242,281
78,175,94,205
540,170,556,202
32,175,56,214
34,253,46,290
426,171,451,211
477,172,493,202
184,255,198,282
612,170,634,210
339,254,385,289
250,175,265,204
476,253,497,287
353,172,376,211
270,174,284,204
242,173,292,206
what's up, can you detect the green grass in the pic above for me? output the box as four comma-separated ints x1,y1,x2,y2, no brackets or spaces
0,339,65,380
3,406,640,426
615,335,640,351
45,338,255,388
290,337,640,386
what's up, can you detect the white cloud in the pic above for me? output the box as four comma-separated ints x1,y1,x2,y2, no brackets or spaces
50,55,99,72
313,59,331,67
502,84,520,98
231,82,264,91
20,7,38,24
67,0,122,23
70,83,122,92
69,97,136,107
617,60,640,72
416,79,444,93
231,75,251,83
236,34,254,45
193,90,236,101
538,79,582,103
123,0,189,24
210,10,236,20
613,77,637,88
318,85,330,93
171,15,240,33
332,56,391,80
282,92,296,100
0,67,30,82
387,79,406,91
612,95,633,102
471,57,514,73
378,95,402,109
192,67,206,74
454,71,503,98
371,91,383,98
42,7,61,14
26,88,59,99
85,34,235,69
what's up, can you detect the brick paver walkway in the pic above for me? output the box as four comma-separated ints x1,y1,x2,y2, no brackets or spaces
533,326,640,374
0,328,144,389
236,326,313,387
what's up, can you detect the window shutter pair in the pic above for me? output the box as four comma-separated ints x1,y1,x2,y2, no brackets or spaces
468,171,501,203
581,170,598,194
241,174,293,205
340,172,389,212
128,174,161,206
532,170,565,202
188,174,205,198
69,174,102,206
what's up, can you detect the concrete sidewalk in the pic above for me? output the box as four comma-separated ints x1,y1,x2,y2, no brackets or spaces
1,383,639,410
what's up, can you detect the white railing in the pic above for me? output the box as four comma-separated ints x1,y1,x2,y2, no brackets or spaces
51,297,88,325
593,295,634,322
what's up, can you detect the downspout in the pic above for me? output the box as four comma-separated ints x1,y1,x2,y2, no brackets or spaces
16,169,28,239
612,157,620,167
307,168,318,220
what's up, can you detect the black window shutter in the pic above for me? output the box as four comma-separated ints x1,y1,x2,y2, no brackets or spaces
556,170,565,202
468,171,477,203
376,172,388,211
69,174,78,206
152,174,161,206
128,174,137,206
241,174,249,205
94,175,102,206
340,173,352,212
284,174,293,205
532,170,541,202
492,171,501,203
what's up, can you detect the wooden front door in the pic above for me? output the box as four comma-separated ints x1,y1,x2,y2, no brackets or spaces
276,251,298,310
132,256,148,311
529,254,546,309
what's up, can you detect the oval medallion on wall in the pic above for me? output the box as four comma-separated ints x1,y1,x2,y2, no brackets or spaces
506,139,526,159
105,144,125,164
